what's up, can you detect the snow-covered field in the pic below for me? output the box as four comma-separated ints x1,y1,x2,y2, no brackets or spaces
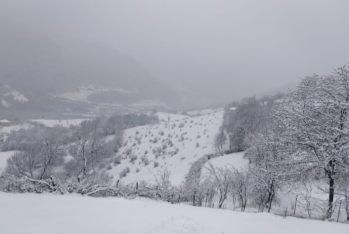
108,110,225,185
0,192,347,234
205,152,248,170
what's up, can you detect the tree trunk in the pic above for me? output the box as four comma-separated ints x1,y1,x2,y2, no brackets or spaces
327,176,335,219
266,180,275,213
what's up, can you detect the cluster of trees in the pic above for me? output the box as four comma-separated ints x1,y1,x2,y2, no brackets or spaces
181,64,349,221
223,93,283,152
214,65,349,220
2,113,159,187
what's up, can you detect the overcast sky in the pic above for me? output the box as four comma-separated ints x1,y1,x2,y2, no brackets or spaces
2,0,349,104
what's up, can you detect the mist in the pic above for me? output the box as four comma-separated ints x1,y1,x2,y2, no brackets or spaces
1,0,349,107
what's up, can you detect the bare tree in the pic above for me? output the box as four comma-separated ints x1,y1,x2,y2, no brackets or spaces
206,163,231,208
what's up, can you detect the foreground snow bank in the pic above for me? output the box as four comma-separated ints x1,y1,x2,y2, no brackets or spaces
0,193,347,234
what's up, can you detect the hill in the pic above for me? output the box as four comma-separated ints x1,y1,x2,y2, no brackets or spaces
0,23,178,119
108,110,225,185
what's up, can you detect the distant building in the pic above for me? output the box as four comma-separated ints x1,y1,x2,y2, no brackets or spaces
0,119,11,127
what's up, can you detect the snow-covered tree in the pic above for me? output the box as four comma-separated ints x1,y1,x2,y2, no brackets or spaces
213,126,226,153
246,131,286,212
274,66,349,218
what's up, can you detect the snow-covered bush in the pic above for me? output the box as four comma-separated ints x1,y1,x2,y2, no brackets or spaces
119,167,130,178
114,155,122,165
142,156,149,166
129,154,138,163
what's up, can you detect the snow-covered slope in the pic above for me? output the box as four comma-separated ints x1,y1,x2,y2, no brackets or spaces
0,192,347,234
108,110,224,185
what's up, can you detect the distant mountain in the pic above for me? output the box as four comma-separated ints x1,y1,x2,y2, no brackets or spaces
0,23,178,119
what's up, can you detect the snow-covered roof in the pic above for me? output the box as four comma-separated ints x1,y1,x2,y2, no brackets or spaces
0,119,11,123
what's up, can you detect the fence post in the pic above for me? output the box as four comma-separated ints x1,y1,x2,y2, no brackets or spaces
337,200,342,223
293,195,298,217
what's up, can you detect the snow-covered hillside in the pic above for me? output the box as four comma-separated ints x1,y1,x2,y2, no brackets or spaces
205,152,248,169
0,192,347,234
108,110,225,185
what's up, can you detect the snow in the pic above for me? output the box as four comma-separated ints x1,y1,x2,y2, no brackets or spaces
0,192,347,234
0,123,32,134
0,151,17,173
31,119,88,128
1,99,10,107
5,91,28,103
108,109,224,185
0,119,11,123
205,152,248,170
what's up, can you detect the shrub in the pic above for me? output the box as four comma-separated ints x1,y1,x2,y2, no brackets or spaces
125,148,132,155
154,161,159,168
119,167,130,178
114,155,122,165
142,157,149,166
129,154,138,163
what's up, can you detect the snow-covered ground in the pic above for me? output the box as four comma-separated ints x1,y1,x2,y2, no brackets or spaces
108,110,225,185
205,152,248,170
31,119,88,128
0,151,17,173
0,192,347,234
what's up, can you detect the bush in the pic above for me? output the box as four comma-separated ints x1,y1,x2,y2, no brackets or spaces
119,167,130,178
125,148,132,155
142,157,149,166
154,161,159,168
129,154,138,163
114,155,122,165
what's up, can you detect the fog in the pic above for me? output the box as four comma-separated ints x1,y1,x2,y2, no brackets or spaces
1,0,349,107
